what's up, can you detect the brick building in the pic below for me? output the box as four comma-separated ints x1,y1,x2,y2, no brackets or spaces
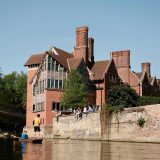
110,50,160,96
25,26,159,128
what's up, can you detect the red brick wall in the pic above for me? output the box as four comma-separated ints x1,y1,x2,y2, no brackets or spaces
26,68,47,127
129,70,140,95
87,93,96,105
26,68,39,127
45,89,64,125
95,60,120,108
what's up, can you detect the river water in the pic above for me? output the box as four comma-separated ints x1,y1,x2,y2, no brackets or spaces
0,138,160,160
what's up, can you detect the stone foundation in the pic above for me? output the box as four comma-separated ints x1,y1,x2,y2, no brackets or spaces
53,112,101,140
53,104,160,142
103,104,160,142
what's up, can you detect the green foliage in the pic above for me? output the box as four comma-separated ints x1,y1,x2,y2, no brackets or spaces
0,70,27,114
137,96,160,106
137,116,145,127
106,84,140,108
61,69,87,110
103,104,124,115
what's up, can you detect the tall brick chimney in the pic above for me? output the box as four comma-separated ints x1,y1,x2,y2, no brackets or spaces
76,26,88,47
88,38,94,61
74,26,88,64
141,62,151,77
110,50,130,68
88,38,94,68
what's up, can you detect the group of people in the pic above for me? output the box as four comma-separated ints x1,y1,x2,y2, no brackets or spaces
74,108,83,121
74,105,94,121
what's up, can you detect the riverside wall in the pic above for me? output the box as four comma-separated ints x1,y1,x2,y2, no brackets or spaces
53,112,101,140
53,104,160,142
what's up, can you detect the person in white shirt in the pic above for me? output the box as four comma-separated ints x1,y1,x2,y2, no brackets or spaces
83,107,88,116
88,105,93,112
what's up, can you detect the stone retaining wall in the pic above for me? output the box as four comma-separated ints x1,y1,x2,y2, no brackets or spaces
104,104,160,142
53,112,101,140
53,104,160,142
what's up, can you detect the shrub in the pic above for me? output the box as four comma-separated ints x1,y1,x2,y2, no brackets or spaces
137,116,145,127
137,96,160,106
102,104,124,115
106,84,140,108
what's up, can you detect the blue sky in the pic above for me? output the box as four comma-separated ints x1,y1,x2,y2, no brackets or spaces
0,0,160,77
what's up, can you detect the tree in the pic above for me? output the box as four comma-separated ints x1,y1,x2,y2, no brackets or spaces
1,71,27,113
106,84,139,108
0,68,4,109
0,67,3,91
61,69,87,110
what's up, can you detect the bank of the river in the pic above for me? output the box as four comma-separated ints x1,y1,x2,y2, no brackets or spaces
53,104,160,143
0,132,18,139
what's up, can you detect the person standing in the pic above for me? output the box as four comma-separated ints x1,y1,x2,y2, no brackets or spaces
34,114,41,138
56,110,61,122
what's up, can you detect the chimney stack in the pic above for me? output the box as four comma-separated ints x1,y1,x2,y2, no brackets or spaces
141,62,151,77
88,38,94,62
74,26,88,64
110,50,130,68
76,26,88,47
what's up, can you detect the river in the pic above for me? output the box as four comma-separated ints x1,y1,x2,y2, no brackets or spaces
0,138,160,160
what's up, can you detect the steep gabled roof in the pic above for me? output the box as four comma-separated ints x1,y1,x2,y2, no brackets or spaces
24,46,74,70
24,53,45,66
135,71,158,86
48,47,73,70
135,71,148,83
67,58,82,70
91,60,110,80
150,76,157,86
135,72,143,80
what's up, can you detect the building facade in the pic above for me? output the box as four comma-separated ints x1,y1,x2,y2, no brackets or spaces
25,26,159,128
110,50,160,96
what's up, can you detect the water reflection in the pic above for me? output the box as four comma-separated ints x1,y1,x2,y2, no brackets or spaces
22,139,160,160
0,139,22,160
1,139,160,160
100,141,160,160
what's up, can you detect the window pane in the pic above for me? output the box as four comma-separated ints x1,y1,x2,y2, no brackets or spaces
57,103,60,110
51,80,55,88
48,55,51,62
52,103,56,110
33,84,36,96
48,62,51,70
55,80,58,88
59,80,62,89
52,61,55,70
33,105,35,112
56,64,59,71
47,79,51,88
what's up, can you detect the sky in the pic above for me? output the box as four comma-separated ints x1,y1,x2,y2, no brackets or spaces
0,0,160,77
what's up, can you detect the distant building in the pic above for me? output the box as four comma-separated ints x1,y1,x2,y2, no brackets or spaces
111,51,160,96
25,26,159,128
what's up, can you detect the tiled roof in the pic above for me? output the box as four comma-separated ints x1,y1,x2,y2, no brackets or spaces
48,47,73,70
24,53,45,66
135,72,156,85
68,58,82,70
91,60,110,80
24,47,74,70
135,72,143,79
148,77,153,83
